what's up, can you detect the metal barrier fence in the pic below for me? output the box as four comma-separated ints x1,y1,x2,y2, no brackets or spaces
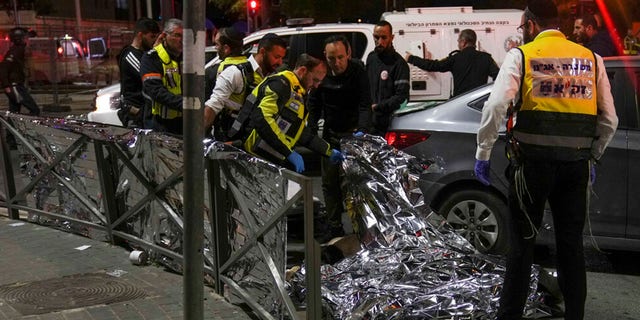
0,113,321,320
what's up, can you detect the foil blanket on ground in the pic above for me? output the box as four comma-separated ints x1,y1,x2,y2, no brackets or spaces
289,134,553,319
2,114,555,319
1,114,289,317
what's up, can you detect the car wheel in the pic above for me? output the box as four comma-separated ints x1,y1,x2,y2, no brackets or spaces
437,189,509,255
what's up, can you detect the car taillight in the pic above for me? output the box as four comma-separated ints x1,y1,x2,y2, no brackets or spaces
385,131,430,149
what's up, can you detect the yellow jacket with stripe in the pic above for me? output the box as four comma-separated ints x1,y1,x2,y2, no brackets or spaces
243,70,332,164
514,30,598,161
141,43,182,120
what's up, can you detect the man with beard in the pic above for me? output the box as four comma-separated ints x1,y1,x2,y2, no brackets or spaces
118,17,160,128
366,20,410,136
475,0,618,319
242,54,344,173
573,13,617,57
203,31,286,140
140,18,183,134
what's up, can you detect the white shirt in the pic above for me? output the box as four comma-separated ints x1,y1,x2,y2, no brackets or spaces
475,30,618,161
204,54,262,114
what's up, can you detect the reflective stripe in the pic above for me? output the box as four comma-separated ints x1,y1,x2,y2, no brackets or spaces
150,43,181,120
513,131,593,148
143,73,162,81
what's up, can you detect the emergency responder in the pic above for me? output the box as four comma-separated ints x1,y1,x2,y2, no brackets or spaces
241,54,344,173
118,17,160,128
366,20,410,136
308,34,372,239
203,29,286,140
140,18,183,134
0,27,40,116
404,29,500,97
474,0,618,319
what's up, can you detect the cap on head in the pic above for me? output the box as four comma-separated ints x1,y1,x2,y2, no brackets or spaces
525,0,558,20
9,27,29,45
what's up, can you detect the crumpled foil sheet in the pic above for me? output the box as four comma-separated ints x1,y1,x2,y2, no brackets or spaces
1,113,288,317
1,114,135,239
204,141,288,317
2,114,554,319
289,134,552,319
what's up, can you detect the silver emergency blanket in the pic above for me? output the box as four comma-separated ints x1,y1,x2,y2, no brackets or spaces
289,134,553,319
0,113,288,317
1,114,554,319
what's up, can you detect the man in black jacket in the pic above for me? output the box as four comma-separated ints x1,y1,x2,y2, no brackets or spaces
308,35,372,239
404,29,500,98
366,20,410,136
573,14,617,57
0,27,39,116
118,17,160,127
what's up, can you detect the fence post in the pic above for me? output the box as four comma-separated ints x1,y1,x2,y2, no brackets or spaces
0,119,19,219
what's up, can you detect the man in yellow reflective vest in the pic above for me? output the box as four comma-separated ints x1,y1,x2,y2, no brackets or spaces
241,54,344,173
475,1,618,319
203,28,286,140
140,18,183,135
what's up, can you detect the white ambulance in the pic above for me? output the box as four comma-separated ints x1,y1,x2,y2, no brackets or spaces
382,6,524,101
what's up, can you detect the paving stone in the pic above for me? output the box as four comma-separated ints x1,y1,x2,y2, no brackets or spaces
0,216,254,320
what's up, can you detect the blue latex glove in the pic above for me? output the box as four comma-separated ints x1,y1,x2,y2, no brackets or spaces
329,149,345,164
353,131,365,138
474,160,491,186
590,164,596,185
287,151,305,173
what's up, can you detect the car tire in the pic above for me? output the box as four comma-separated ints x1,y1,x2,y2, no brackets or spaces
437,189,510,255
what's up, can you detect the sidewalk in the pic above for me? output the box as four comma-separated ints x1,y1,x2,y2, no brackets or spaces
0,214,254,320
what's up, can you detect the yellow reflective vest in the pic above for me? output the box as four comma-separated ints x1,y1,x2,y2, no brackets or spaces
215,56,263,110
514,30,598,161
150,43,181,120
243,70,331,162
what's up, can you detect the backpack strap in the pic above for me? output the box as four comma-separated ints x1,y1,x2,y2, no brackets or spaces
227,75,289,141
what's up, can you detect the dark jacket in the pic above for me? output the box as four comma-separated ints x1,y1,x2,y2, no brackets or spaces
586,30,617,57
366,48,410,135
0,44,27,87
308,59,372,144
407,46,500,97
140,44,183,133
119,45,145,108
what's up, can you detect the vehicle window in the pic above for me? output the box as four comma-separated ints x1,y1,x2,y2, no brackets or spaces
348,32,368,60
205,51,217,63
468,94,490,112
608,68,639,130
304,32,368,61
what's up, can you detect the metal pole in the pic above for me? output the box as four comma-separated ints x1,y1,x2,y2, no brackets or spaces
11,0,20,26
74,0,82,43
183,0,206,319
246,0,251,33
146,0,153,18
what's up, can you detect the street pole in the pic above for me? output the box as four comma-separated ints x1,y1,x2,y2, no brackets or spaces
74,0,82,43
182,0,206,319
246,0,251,33
146,0,153,18
11,0,20,25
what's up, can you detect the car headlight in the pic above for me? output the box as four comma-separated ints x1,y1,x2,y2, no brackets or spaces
94,92,121,112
